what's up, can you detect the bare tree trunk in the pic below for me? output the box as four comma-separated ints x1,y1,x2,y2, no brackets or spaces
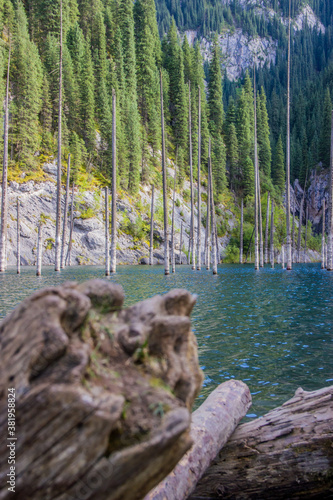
215,221,219,265
245,226,255,264
0,43,11,272
208,139,217,275
321,198,326,269
149,185,155,266
160,70,169,275
258,171,264,267
179,221,183,265
264,193,270,264
292,199,295,262
189,82,196,270
286,0,292,270
304,205,308,263
205,141,211,270
110,89,117,274
55,0,63,272
297,197,304,264
188,224,192,265
171,162,177,273
105,187,110,276
327,109,333,271
66,183,75,266
270,199,274,268
281,244,285,269
60,154,70,269
17,198,20,274
254,72,259,271
197,86,202,270
239,199,243,264
36,224,43,276
325,243,327,268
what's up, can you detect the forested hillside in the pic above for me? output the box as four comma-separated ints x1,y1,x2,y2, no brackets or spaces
0,0,332,208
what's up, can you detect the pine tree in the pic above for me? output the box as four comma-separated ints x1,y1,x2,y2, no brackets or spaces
272,135,285,192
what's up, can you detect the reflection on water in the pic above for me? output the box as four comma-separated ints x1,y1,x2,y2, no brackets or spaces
1,263,332,419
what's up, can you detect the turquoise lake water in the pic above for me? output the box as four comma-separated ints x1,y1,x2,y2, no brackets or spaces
0,263,332,419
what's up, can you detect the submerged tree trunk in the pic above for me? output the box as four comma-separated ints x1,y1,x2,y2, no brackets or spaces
297,196,304,264
240,199,243,264
0,43,11,273
171,163,177,273
191,385,333,500
254,74,259,271
327,109,333,271
197,86,202,270
55,0,63,272
105,187,110,276
321,199,326,269
36,223,43,276
286,0,292,270
160,71,169,275
60,154,71,269
110,89,117,274
17,198,20,274
264,193,270,264
189,82,196,271
270,199,274,268
205,141,211,270
66,183,75,266
146,381,251,500
281,244,285,269
149,185,155,266
292,199,296,263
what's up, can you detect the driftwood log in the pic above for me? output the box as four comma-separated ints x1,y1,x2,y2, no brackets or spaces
145,379,251,500
190,385,333,499
0,280,204,500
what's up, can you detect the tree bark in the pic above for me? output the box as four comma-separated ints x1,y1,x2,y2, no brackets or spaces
36,223,43,276
55,0,63,272
286,0,292,270
270,199,274,268
327,109,333,271
189,82,196,271
190,385,333,500
0,43,10,273
145,380,251,500
17,198,20,274
150,185,155,266
197,86,202,270
254,72,259,271
65,183,75,266
60,154,70,269
105,186,110,276
264,192,270,264
321,198,326,269
160,70,169,275
171,162,177,273
240,199,243,264
110,89,117,274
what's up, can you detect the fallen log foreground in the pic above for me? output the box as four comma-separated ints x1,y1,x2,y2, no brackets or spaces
189,385,333,500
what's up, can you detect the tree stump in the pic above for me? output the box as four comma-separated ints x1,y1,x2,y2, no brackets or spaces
0,280,203,500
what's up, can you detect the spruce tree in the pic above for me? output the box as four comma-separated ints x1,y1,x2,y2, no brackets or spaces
272,135,285,192
208,34,223,138
319,87,332,168
257,87,272,178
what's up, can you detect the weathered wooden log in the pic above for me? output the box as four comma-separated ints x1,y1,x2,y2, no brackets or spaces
145,380,251,500
190,385,333,500
0,281,204,500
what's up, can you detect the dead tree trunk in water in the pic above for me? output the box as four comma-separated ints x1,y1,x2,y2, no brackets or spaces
205,141,211,269
208,139,217,275
160,70,169,275
264,193,270,264
254,73,259,271
16,198,20,274
149,185,155,266
197,86,202,270
286,0,292,270
60,154,70,269
36,223,43,276
321,198,326,269
292,199,295,262
179,221,183,265
281,244,285,269
304,205,308,263
65,183,75,266
189,82,196,270
105,187,110,276
171,162,177,273
270,199,274,268
190,385,333,500
258,174,263,267
297,196,304,264
327,109,333,271
0,42,10,272
110,89,117,274
240,199,243,264
55,0,63,272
